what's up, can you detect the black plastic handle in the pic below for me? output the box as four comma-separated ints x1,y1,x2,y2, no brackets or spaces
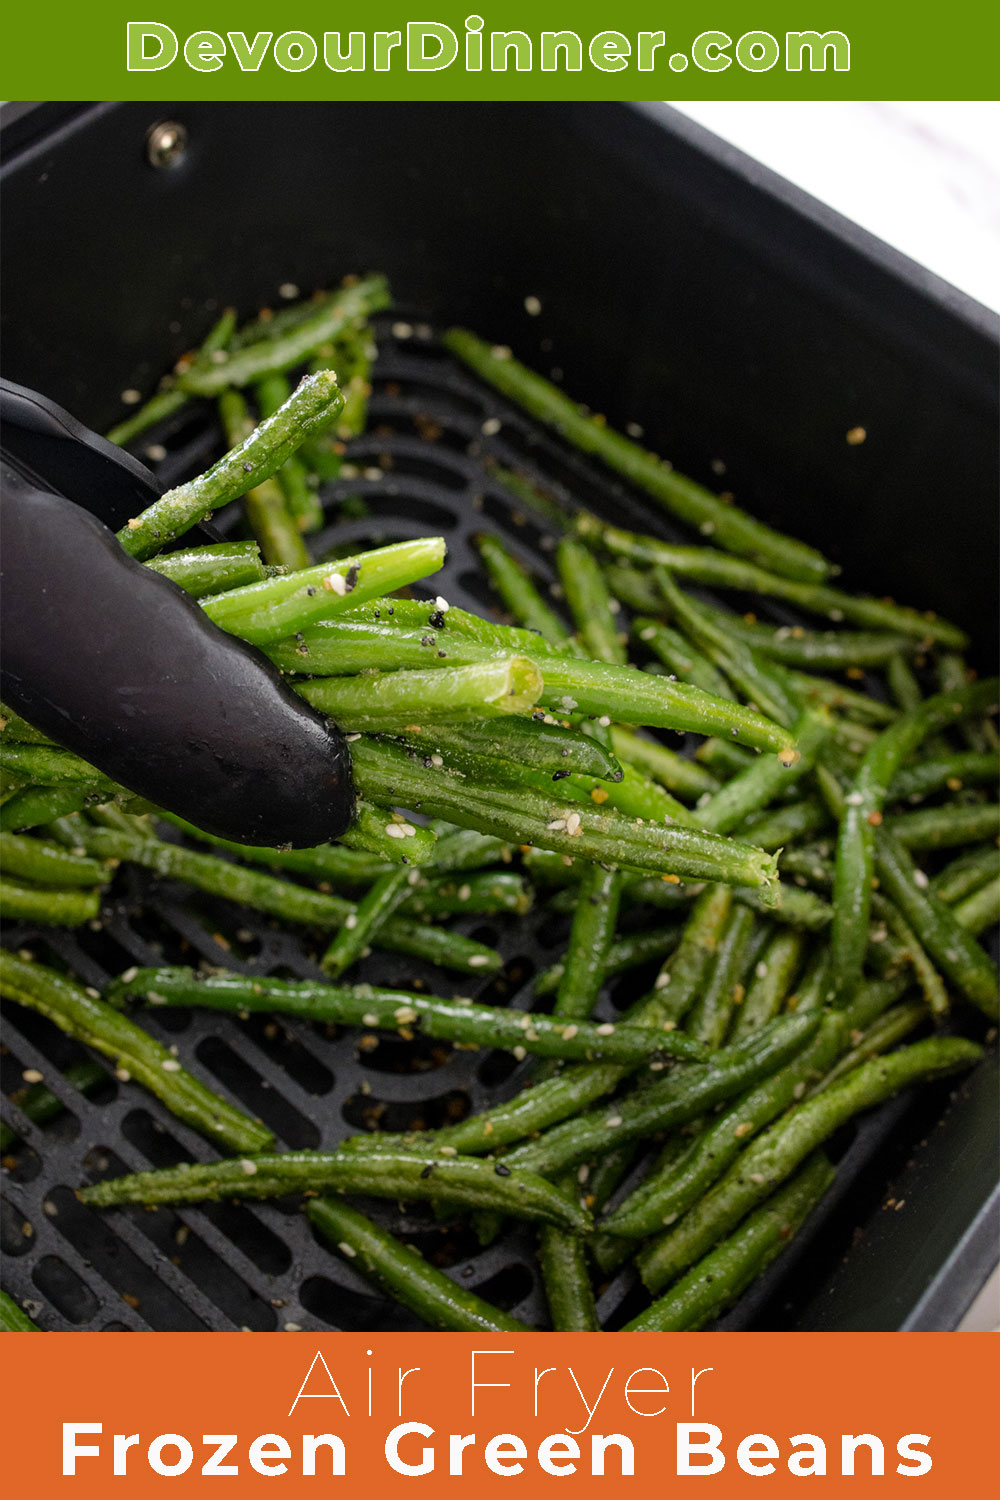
0,465,355,846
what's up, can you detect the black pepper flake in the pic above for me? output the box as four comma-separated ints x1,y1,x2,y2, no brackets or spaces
423,757,434,769
428,610,446,630
344,563,360,592
387,606,394,615
552,770,571,781
421,635,435,647
438,651,447,658
419,1165,434,1179
307,586,317,597
494,1163,512,1177
243,462,253,473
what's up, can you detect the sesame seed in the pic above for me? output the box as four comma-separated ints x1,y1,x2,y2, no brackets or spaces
481,417,501,436
241,1159,258,1175
283,1322,303,1333
598,715,611,727
604,1115,623,1129
524,295,542,316
755,961,769,979
345,732,362,742
596,1023,615,1035
439,1145,458,1156
121,388,141,404
468,954,490,967
279,282,300,299
345,914,358,929
914,869,929,888
363,1013,378,1026
385,824,406,838
338,1242,357,1257
512,1045,526,1061
394,1006,418,1024
846,425,867,445
430,754,444,767
392,321,414,339
22,1068,43,1084
654,972,672,989
144,443,167,462
562,1024,579,1040
734,1122,753,1138
323,572,347,595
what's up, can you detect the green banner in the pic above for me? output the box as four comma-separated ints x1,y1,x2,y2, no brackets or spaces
3,1,997,100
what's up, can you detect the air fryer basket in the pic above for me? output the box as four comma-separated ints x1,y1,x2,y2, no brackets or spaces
1,101,997,1333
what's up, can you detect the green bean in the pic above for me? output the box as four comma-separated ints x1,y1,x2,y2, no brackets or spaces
698,710,830,836
231,291,336,351
939,654,997,753
534,925,682,998
1,1058,108,1152
110,967,706,1065
557,537,626,665
539,1210,600,1331
632,617,735,699
402,871,531,919
299,657,543,727
729,928,806,1043
154,811,402,884
887,654,924,713
349,737,781,895
952,876,1000,936
402,717,622,781
830,679,999,1006
685,905,757,1049
551,865,622,1025
321,866,414,977
0,1289,42,1332
638,1034,982,1293
788,672,898,727
602,973,901,1241
144,542,266,597
445,329,834,584
0,880,101,927
696,736,756,776
202,538,446,646
888,752,999,804
736,883,833,933
814,1002,927,1093
218,389,310,569
66,823,498,973
176,276,389,396
0,745,117,792
255,371,324,531
0,707,57,746
719,618,915,671
623,1154,835,1332
738,798,829,852
334,800,440,866
502,1009,821,1181
271,619,515,675
105,307,237,447
0,950,271,1153
0,784,97,834
610,728,720,800
477,534,574,648
888,803,1000,851
117,371,343,559
875,831,998,1017
577,514,967,647
79,1145,592,1231
307,1197,530,1332
0,832,107,888
871,894,949,1019
930,845,1000,904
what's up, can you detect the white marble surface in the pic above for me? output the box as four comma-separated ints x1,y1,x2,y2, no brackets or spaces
672,102,1000,314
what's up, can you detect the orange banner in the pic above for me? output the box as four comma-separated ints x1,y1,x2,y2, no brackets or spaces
2,1332,993,1493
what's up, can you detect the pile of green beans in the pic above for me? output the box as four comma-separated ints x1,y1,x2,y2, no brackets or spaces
2,311,995,1335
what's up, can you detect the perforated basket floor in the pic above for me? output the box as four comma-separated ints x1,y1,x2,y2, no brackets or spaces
0,319,986,1332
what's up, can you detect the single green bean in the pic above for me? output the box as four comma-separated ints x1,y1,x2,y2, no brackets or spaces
557,537,626,665
951,876,1000,936
539,1212,600,1331
477,534,575,648
632,618,735,699
638,1034,982,1293
737,798,829,852
299,656,544,727
888,803,1000,851
402,871,531,919
445,329,834,584
110,967,706,1065
0,950,271,1153
80,1145,592,1232
402,717,622,782
117,371,343,559
202,537,446,646
875,831,998,1018
697,710,830,836
719,618,915,671
0,784,97,834
534,925,681,998
871,894,949,1019
0,832,108,888
622,1154,835,1331
145,542,266,596
321,866,414,977
0,880,101,927
308,1197,529,1332
685,905,757,1049
814,1002,927,1093
728,928,807,1044
551,865,622,1024
930,845,1000,904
